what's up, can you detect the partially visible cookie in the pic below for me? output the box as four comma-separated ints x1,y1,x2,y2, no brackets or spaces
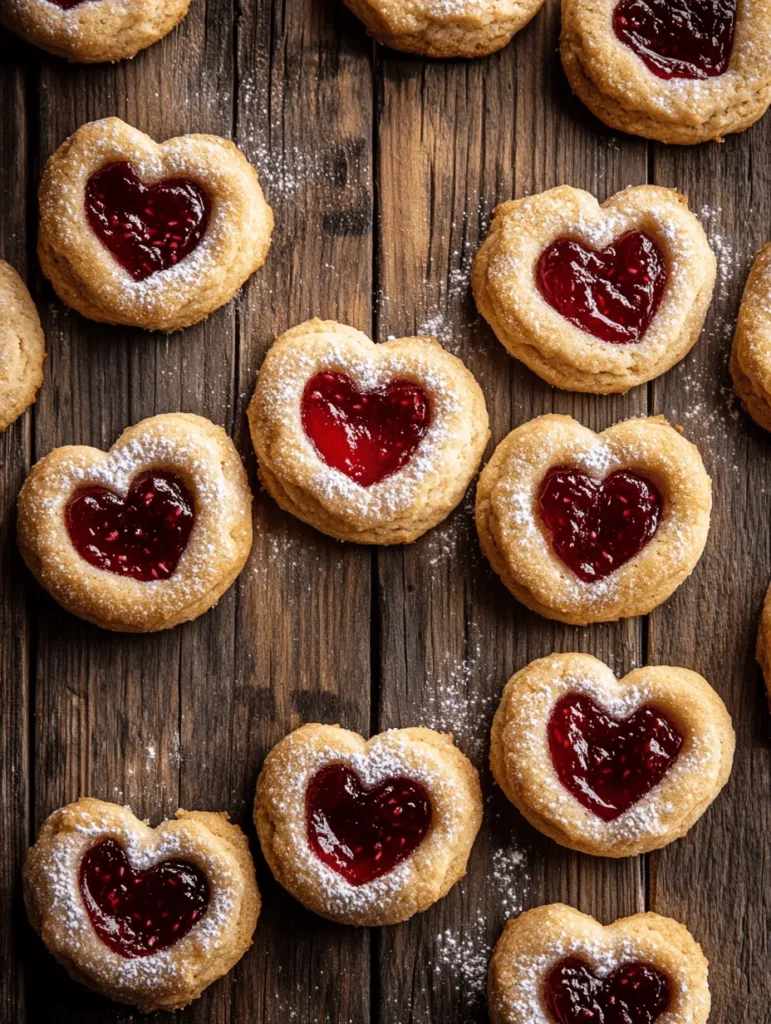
24,798,260,1013
1,0,191,63
731,243,771,430
344,0,546,58
489,904,710,1024
0,261,45,432
755,580,771,704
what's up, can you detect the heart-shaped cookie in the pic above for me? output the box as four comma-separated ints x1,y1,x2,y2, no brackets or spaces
731,242,771,431
24,798,260,1013
489,905,711,1024
472,185,715,393
343,0,547,58
491,653,735,857
561,0,771,143
0,260,45,432
38,118,273,332
248,319,490,545
254,723,482,926
17,412,253,632
1,0,191,63
475,414,712,624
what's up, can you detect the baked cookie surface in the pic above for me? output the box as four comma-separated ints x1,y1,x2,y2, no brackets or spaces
472,185,715,394
731,243,771,430
0,260,45,432
491,653,735,857
248,318,490,545
254,723,483,926
17,412,253,632
755,580,771,702
475,414,712,625
561,0,771,144
344,0,546,58
38,118,273,332
1,0,191,63
489,904,710,1024
24,798,260,1013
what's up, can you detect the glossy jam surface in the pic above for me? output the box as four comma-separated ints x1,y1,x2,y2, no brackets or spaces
536,232,667,344
306,764,432,886
79,839,209,958
301,371,431,487
548,694,684,820
65,470,195,582
47,0,89,7
85,161,210,282
613,0,736,80
538,467,662,582
545,956,672,1024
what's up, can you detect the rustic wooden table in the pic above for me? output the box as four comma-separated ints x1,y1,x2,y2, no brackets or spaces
1,1,770,1021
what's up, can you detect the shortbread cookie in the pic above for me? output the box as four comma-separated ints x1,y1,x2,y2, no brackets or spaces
562,0,771,144
731,243,771,430
38,118,273,332
0,261,45,431
24,798,260,1013
254,723,482,926
472,185,715,394
17,412,252,632
1,0,191,63
755,580,771,703
475,414,712,625
491,653,734,857
248,319,490,545
344,0,546,58
489,904,710,1024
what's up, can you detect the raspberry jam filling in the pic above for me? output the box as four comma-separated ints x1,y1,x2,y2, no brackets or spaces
79,838,209,959
65,470,195,582
548,694,684,820
47,0,88,7
538,467,663,582
301,371,431,487
536,232,667,344
85,161,210,282
545,956,672,1024
613,0,737,80
306,764,432,886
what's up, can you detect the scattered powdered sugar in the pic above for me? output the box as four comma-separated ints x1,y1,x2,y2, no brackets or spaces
491,843,529,920
434,913,492,1013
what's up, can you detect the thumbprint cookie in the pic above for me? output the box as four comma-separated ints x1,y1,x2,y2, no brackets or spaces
38,118,273,332
491,653,735,857
0,261,45,432
24,798,260,1013
1,0,191,63
561,0,771,145
755,580,771,703
489,904,710,1024
343,0,547,58
472,185,715,394
475,414,712,625
248,318,490,544
17,412,252,632
731,243,771,430
254,723,483,926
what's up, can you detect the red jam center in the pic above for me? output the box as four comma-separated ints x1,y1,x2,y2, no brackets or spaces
536,232,667,344
548,694,683,820
301,371,431,487
538,467,662,582
65,470,195,582
545,957,672,1024
614,0,736,80
85,161,210,282
79,838,209,959
47,0,89,7
306,764,432,886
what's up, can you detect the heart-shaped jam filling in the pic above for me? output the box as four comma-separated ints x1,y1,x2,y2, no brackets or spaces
48,0,88,7
306,764,432,886
80,838,209,958
613,0,736,81
536,232,667,344
65,469,195,582
545,956,672,1024
301,371,431,487
538,466,662,582
548,693,683,820
85,161,211,282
